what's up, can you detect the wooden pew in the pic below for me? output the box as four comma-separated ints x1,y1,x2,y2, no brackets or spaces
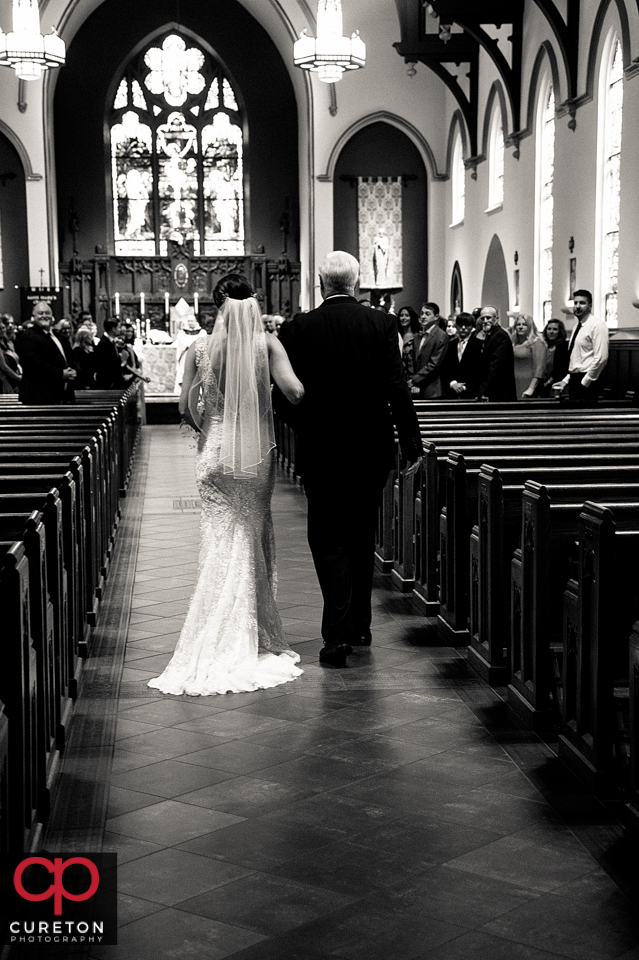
0,474,82,691
470,466,639,686
0,491,72,739
441,455,639,638
0,698,8,859
558,504,639,790
509,489,639,730
397,437,639,606
0,542,40,856
0,512,60,823
629,622,639,824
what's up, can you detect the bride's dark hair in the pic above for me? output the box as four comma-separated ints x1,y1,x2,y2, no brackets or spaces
213,273,253,306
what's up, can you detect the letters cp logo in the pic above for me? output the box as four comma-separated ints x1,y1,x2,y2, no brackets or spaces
14,857,100,916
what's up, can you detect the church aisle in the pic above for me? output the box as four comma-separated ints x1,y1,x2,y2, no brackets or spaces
92,426,638,960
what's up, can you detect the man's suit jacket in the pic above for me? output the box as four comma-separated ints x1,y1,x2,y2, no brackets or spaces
411,324,449,398
16,325,74,405
277,297,423,481
94,335,125,389
478,325,517,401
441,334,482,399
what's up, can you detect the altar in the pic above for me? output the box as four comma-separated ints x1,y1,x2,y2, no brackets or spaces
139,343,179,396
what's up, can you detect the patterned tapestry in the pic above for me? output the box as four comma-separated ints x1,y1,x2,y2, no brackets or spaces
357,177,403,290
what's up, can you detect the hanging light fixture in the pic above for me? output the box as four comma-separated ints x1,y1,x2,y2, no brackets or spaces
294,0,365,84
0,0,65,82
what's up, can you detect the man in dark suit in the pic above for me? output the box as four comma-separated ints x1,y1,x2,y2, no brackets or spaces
94,319,125,388
477,305,517,401
409,302,449,398
278,251,423,667
441,312,482,399
17,301,77,404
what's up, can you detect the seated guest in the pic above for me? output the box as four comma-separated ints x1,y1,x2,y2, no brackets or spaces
0,315,22,393
396,305,420,380
72,326,97,389
477,305,517,401
95,318,126,388
17,300,76,404
408,302,449,399
441,312,482,399
541,318,569,395
510,314,547,398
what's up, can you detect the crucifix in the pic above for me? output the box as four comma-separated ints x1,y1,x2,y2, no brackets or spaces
39,268,45,288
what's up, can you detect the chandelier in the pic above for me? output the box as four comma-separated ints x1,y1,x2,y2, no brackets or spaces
0,0,65,81
294,0,365,84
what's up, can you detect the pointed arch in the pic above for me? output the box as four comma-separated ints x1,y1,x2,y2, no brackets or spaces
584,0,632,103
524,42,562,138
480,82,508,160
450,261,463,314
481,234,510,326
319,111,446,182
445,110,469,176
0,120,41,181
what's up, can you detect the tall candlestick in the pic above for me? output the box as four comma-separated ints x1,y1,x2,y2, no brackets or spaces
140,291,145,316
145,319,150,339
194,292,199,316
114,292,120,316
164,292,170,315
136,319,141,339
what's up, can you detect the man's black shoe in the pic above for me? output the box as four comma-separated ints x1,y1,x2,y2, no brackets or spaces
319,643,352,667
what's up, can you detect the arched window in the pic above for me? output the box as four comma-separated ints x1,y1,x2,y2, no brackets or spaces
110,33,245,256
487,104,504,209
535,75,555,324
597,34,623,326
450,128,465,225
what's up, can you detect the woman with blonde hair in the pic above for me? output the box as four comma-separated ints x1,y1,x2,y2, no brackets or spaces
510,313,547,399
72,325,97,390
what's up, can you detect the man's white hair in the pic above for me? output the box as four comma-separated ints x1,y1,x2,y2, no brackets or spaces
319,251,359,295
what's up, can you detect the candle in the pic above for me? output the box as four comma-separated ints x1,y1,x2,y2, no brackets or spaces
136,319,141,339
140,292,145,316
165,292,170,315
114,292,120,316
145,319,150,339
194,292,199,315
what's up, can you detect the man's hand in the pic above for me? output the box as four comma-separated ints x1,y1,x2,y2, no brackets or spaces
410,385,420,396
62,367,76,381
451,382,465,395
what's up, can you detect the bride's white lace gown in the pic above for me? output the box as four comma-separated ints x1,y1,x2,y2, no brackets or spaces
148,336,302,696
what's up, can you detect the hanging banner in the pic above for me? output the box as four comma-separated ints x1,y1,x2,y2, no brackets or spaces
357,177,403,290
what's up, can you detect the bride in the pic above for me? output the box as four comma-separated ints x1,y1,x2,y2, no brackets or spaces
148,275,305,696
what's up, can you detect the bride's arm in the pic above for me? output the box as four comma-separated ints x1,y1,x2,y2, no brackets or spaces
178,340,200,428
267,335,305,404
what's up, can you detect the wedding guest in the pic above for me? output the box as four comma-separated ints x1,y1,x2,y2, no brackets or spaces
72,326,97,389
408,302,449,398
541,318,569,395
395,305,420,380
0,316,22,393
510,314,547,398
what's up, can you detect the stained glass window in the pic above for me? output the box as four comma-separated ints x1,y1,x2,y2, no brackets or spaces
535,78,555,323
488,105,504,208
600,38,623,327
110,32,244,256
451,129,465,225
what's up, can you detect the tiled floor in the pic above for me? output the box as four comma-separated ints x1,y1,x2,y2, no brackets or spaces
89,426,639,959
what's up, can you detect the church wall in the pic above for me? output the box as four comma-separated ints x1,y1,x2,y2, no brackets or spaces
53,0,299,264
0,133,29,317
431,0,639,330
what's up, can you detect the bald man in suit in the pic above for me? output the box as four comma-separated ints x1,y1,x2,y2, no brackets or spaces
17,301,76,404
